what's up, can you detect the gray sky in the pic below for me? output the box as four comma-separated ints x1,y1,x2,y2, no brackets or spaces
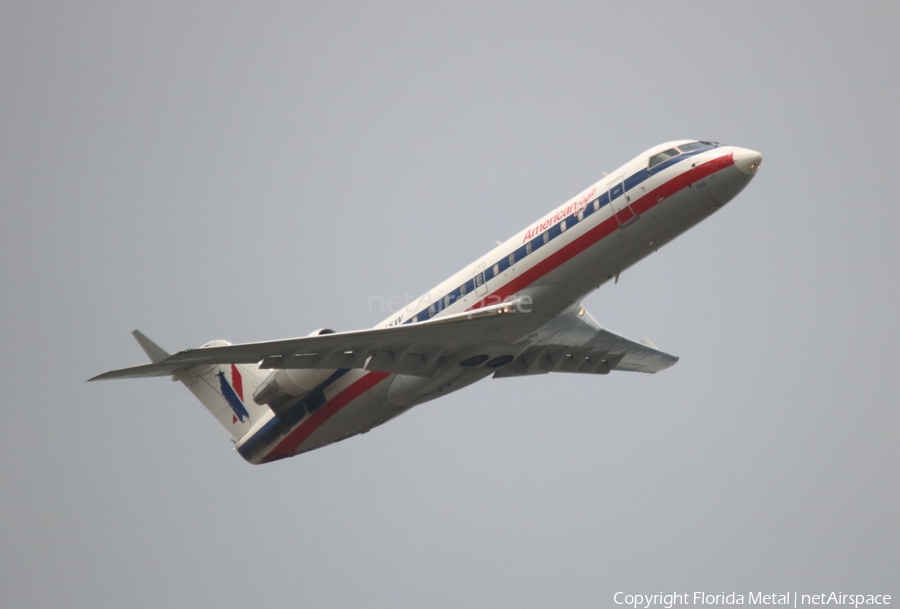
2,2,898,607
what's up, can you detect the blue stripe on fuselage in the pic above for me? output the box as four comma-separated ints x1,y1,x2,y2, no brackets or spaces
236,368,352,459
403,143,716,325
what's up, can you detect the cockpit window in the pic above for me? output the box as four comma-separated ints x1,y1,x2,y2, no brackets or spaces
648,148,680,169
677,141,706,153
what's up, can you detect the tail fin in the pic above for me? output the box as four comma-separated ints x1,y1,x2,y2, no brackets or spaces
132,329,169,363
95,331,272,441
176,341,272,440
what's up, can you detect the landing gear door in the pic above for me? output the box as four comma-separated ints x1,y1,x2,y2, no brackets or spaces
608,174,638,227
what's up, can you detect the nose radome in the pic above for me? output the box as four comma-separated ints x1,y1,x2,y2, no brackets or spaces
734,147,763,175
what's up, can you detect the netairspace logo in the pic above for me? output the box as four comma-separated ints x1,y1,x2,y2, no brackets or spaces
613,591,892,608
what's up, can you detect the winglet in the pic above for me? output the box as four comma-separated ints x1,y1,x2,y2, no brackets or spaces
132,330,170,363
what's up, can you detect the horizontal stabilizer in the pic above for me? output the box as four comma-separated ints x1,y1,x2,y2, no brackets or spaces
89,331,180,380
89,361,189,381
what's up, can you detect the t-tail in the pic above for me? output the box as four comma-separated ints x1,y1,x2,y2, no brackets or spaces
92,330,271,442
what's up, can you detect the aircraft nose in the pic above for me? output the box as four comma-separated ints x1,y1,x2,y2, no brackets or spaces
734,147,763,175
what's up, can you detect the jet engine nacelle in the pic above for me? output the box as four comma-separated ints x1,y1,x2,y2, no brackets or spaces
252,328,336,406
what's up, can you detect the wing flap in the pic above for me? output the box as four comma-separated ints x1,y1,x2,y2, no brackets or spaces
492,335,675,378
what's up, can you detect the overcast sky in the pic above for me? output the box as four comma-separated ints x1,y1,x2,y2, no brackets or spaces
2,2,898,608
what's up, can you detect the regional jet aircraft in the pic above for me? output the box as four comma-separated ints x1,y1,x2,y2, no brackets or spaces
91,140,762,464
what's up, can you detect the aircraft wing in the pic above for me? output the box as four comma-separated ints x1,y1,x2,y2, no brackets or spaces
90,299,537,381
493,306,678,377
91,299,677,382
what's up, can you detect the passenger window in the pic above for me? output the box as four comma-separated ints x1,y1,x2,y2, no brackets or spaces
475,273,484,287
493,263,500,276
460,282,467,296
525,242,532,255
543,232,549,244
593,199,600,212
560,219,567,232
508,253,515,266
648,148,680,169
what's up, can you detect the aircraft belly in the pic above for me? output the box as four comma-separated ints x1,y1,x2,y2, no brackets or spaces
386,364,499,408
293,367,495,455
293,375,395,454
387,371,459,407
397,368,495,410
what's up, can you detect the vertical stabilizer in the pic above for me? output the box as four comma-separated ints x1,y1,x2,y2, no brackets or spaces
132,329,170,363
128,333,272,441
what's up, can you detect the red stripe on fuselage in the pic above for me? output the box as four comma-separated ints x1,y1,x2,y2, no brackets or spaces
262,371,391,462
263,152,734,461
470,152,735,310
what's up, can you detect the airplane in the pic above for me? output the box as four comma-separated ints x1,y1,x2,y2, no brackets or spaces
90,140,762,464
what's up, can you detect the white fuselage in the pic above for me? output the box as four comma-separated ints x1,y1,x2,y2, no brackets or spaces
236,141,761,463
